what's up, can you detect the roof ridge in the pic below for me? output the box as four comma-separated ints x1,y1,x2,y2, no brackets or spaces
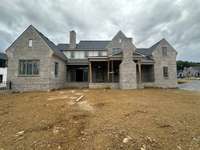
79,40,111,42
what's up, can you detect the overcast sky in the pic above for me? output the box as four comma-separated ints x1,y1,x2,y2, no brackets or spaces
0,0,200,61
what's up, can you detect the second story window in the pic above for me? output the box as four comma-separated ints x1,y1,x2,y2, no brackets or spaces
100,51,107,56
162,47,167,56
112,48,121,54
84,51,88,58
88,51,99,57
28,40,33,47
71,51,75,58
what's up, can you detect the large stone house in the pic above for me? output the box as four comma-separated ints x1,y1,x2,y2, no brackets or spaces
6,25,177,91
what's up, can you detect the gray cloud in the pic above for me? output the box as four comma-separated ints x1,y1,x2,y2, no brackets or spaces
0,0,199,61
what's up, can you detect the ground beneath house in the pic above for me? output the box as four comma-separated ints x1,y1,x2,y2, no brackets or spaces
0,89,200,150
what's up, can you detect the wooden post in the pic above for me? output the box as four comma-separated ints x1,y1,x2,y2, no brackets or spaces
138,60,142,87
107,61,110,82
89,62,92,83
111,60,114,82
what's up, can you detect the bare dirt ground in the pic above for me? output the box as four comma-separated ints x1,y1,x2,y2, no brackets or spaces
0,89,200,150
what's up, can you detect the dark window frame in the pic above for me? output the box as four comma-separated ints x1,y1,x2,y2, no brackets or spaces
162,47,167,57
0,59,7,68
19,60,40,76
54,62,59,77
0,74,3,83
71,51,75,58
163,66,169,78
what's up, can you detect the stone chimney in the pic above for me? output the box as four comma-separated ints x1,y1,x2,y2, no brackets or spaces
119,37,137,89
69,30,76,49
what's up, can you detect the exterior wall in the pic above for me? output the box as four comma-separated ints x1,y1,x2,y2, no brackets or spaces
107,31,133,56
49,56,66,90
119,38,137,89
6,26,62,91
0,68,7,87
152,40,177,88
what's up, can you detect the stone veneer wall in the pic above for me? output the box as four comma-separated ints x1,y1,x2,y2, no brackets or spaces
6,26,66,91
152,40,177,88
119,38,137,89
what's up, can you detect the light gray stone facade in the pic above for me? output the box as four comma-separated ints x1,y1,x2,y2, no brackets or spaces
5,25,178,91
152,39,177,88
119,38,137,89
6,25,66,91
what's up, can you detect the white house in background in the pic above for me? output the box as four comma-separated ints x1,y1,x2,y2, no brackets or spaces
0,53,7,87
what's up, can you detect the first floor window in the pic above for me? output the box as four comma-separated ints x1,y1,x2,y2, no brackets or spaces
163,67,168,78
19,60,40,76
0,74,3,83
55,62,59,77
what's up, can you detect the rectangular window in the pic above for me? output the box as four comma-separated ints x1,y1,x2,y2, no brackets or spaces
162,47,167,56
71,51,75,58
88,51,99,57
101,51,107,56
19,60,40,76
84,51,88,58
112,48,121,54
163,67,168,78
28,40,33,47
54,62,59,77
0,59,6,68
0,74,3,83
74,51,85,59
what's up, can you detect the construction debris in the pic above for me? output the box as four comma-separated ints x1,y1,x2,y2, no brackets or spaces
75,95,84,102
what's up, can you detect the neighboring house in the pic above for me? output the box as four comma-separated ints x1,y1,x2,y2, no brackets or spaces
6,25,177,91
0,53,7,87
178,67,200,78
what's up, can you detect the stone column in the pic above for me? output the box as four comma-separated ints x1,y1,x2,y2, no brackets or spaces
111,60,114,82
119,38,137,89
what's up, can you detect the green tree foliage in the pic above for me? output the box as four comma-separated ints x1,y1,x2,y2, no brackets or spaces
177,60,200,71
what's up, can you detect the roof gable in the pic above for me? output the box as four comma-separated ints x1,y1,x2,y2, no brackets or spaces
112,30,127,41
6,25,66,60
136,38,177,56
31,25,67,60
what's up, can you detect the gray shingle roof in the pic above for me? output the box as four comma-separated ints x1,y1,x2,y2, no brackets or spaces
31,25,67,60
0,53,7,60
57,41,111,51
77,41,111,49
136,40,161,56
57,44,70,51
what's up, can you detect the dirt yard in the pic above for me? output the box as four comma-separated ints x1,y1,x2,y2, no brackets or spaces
0,89,200,150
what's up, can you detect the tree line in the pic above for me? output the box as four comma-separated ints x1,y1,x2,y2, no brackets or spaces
177,60,200,71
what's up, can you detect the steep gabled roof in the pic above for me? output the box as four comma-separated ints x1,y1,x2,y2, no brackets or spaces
31,25,67,60
57,44,70,51
136,40,161,56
